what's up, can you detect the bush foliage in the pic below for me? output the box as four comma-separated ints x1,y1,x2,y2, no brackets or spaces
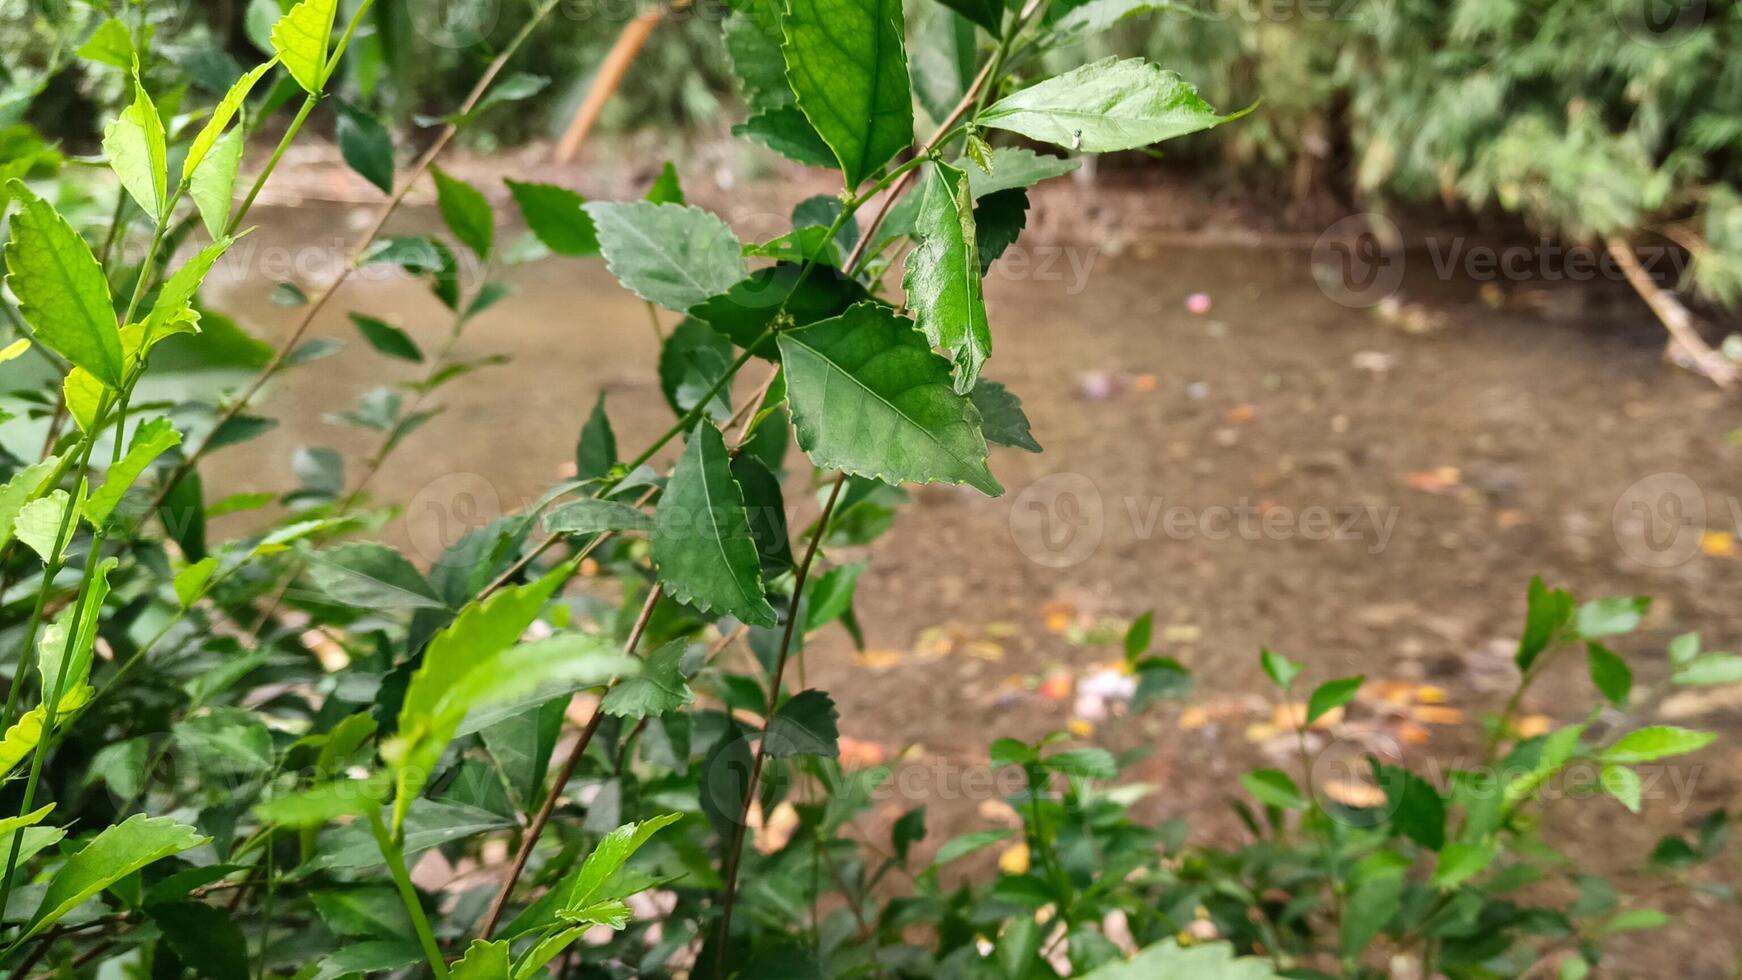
0,1,1732,978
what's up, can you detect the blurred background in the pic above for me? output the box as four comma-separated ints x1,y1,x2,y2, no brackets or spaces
5,0,1742,971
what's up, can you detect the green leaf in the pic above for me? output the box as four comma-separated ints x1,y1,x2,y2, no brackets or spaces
308,541,446,610
1673,652,1742,686
933,0,1000,31
0,456,63,554
565,813,682,912
646,161,684,205
184,59,276,182
4,183,123,387
192,126,246,238
506,180,599,256
150,901,251,980
1341,858,1406,958
1373,761,1446,850
449,939,512,980
692,264,868,360
967,380,1041,454
783,0,914,186
651,422,778,627
1601,764,1642,813
586,201,744,312
173,558,218,608
1124,611,1155,662
700,722,754,841
1041,747,1118,780
271,0,341,93
962,147,1081,198
349,313,422,362
1577,596,1650,639
980,56,1239,154
1239,768,1305,810
1259,647,1300,690
764,689,839,758
1080,939,1282,979
658,317,735,423
733,107,839,169
726,4,795,112
805,562,864,632
1597,908,1669,936
1306,675,1363,725
576,393,617,481
14,491,71,563
22,814,208,943
1586,642,1632,708
1432,841,1497,889
779,302,1002,496
733,455,794,577
337,100,394,195
1668,631,1701,666
385,567,569,831
77,17,136,68
904,161,991,392
545,498,653,536
84,416,180,525
38,557,113,708
1602,726,1715,764
1516,576,1574,670
974,187,1028,272
104,75,168,219
253,774,390,829
432,166,493,259
600,640,694,719
933,827,1013,865
144,236,235,340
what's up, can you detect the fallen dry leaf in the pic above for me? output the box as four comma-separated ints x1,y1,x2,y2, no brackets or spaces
1043,600,1077,634
1406,467,1462,495
1227,404,1257,424
1702,531,1737,558
1131,373,1159,393
1162,624,1202,644
838,737,886,768
751,801,799,855
1323,778,1387,808
856,649,905,670
1513,714,1553,738
965,640,1005,662
999,843,1031,875
1067,718,1095,738
1411,705,1465,725
1396,722,1431,745
1038,670,1074,702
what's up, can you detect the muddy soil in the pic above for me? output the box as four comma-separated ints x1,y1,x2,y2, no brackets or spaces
205,172,1742,974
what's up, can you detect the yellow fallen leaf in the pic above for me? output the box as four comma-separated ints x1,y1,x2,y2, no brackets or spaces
1038,670,1073,701
1702,531,1737,558
998,843,1031,875
1162,624,1202,644
1131,373,1159,393
984,621,1020,639
1513,714,1553,738
1412,705,1464,725
1245,722,1281,743
1067,718,1095,738
1179,707,1210,730
1397,722,1431,745
965,640,1005,662
1043,600,1076,634
1323,778,1386,808
1415,685,1447,705
856,649,905,670
838,737,886,768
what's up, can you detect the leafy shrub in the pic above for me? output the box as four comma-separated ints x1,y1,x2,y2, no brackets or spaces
0,1,1730,978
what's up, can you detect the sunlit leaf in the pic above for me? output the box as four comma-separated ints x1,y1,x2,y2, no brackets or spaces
21,814,209,943
783,0,913,186
4,183,123,387
980,57,1241,154
271,0,341,93
586,201,744,312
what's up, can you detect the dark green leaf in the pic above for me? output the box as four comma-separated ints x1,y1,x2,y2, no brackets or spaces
348,313,422,362
764,689,839,757
576,392,618,482
336,100,394,195
732,455,794,577
779,302,1002,496
1306,675,1363,725
544,498,653,536
506,180,599,257
904,161,990,391
783,0,914,186
933,0,1000,31
1586,642,1632,708
692,264,868,360
734,106,839,169
601,640,694,720
432,166,493,259
651,422,778,627
646,162,685,205
1373,761,1446,850
970,379,1041,452
974,187,1029,272
150,902,250,980
658,317,735,423
23,815,208,942
1516,576,1573,671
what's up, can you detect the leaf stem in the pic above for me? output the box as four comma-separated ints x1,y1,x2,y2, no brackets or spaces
229,92,320,236
715,472,848,966
369,808,450,979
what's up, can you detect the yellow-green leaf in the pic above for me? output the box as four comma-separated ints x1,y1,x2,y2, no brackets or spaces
3,183,123,387
184,59,277,182
271,0,341,93
21,814,209,943
103,73,169,219
85,417,182,525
